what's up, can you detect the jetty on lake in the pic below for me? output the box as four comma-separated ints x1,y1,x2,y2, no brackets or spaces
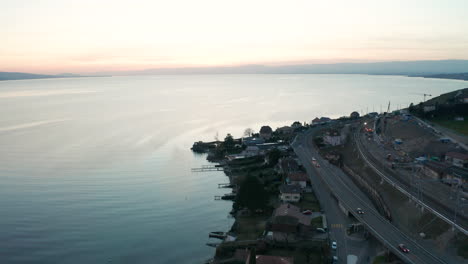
191,165,225,172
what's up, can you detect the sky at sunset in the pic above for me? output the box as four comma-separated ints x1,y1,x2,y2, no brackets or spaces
1,0,468,74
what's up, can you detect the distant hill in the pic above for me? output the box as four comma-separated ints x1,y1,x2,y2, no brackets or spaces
0,72,59,81
0,72,104,81
101,60,468,76
417,72,468,81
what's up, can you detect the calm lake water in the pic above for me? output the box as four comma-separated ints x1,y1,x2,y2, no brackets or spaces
0,74,465,264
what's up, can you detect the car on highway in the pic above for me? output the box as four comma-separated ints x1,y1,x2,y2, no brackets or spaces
302,210,313,215
331,241,337,250
356,208,364,214
332,256,338,263
316,228,326,233
398,244,410,253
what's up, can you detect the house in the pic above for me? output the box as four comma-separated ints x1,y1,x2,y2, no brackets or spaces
286,172,308,188
278,157,300,174
311,117,321,125
323,129,342,146
350,111,360,119
244,146,260,156
276,126,294,135
260,126,273,140
242,137,265,146
266,203,311,242
445,152,468,168
279,184,302,202
423,105,436,112
320,117,331,123
245,250,294,264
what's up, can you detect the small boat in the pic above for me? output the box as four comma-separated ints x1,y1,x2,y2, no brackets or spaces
209,231,227,239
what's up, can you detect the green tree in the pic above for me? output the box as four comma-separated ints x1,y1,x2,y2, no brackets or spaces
224,133,235,151
267,148,281,166
234,176,268,211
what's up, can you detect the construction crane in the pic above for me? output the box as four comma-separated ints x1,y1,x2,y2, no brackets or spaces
411,93,432,102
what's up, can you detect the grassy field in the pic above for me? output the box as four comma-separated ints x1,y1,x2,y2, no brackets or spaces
297,192,321,212
233,215,268,240
431,118,468,136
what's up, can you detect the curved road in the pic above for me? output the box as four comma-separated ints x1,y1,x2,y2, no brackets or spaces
292,128,447,264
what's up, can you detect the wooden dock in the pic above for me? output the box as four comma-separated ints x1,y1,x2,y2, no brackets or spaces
191,165,224,172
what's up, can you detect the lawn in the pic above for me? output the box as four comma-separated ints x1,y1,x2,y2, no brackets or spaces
297,192,321,212
233,215,268,240
309,216,323,228
431,118,468,136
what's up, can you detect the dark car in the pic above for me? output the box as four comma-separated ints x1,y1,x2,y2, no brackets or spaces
398,244,410,253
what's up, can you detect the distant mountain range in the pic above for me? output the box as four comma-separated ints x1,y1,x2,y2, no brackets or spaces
101,60,468,77
416,72,468,81
2,60,468,80
0,72,95,81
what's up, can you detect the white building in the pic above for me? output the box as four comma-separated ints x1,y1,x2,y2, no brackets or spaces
279,184,302,202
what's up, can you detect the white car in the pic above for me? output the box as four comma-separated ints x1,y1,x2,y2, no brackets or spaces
331,241,337,250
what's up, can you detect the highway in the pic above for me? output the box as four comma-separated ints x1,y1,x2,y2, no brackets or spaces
292,127,447,264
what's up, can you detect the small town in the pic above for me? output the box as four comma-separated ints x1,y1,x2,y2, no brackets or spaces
193,88,468,264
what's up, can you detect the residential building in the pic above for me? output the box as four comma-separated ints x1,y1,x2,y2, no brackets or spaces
286,172,308,188
445,152,468,168
266,203,311,242
311,117,321,125
276,126,294,135
279,184,302,202
244,146,260,156
242,137,265,146
323,129,342,146
245,252,294,264
278,157,300,174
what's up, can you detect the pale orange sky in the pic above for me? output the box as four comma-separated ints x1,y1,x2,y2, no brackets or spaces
1,0,468,74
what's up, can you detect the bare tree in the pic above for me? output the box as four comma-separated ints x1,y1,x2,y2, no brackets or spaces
244,128,254,137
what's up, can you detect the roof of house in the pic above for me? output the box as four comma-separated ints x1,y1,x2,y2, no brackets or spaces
279,157,300,172
446,152,468,161
288,172,308,182
276,126,293,132
312,117,321,123
279,184,302,194
273,203,310,226
260,126,273,134
234,249,249,262
251,255,294,264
